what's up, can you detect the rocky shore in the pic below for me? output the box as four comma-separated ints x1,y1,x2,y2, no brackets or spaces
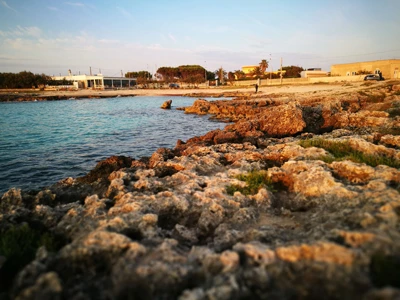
1,81,400,299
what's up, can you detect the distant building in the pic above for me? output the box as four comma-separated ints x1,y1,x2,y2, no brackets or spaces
331,59,400,79
300,68,328,78
241,65,259,75
51,74,136,89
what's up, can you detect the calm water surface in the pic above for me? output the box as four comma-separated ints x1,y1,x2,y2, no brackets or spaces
0,96,226,193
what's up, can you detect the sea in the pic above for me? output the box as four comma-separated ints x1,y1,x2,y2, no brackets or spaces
0,96,227,194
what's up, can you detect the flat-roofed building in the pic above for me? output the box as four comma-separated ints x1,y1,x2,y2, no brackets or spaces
300,68,328,78
51,74,136,89
331,59,400,79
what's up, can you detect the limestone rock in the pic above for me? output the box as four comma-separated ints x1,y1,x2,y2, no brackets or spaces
160,99,172,109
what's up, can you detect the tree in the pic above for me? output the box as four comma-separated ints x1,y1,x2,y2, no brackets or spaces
0,71,53,89
227,72,236,85
178,65,205,83
259,59,268,74
206,71,216,81
282,66,304,78
215,67,227,84
156,67,180,83
234,70,246,80
125,71,152,80
250,66,263,78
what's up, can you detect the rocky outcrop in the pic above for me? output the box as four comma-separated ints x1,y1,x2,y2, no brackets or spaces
1,82,400,299
160,99,172,109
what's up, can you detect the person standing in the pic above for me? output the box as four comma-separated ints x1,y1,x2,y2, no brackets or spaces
255,83,258,93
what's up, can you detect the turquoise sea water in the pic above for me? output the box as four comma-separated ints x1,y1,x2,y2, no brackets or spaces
0,96,226,194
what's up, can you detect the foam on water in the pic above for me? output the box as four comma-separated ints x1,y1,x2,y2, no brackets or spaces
0,96,226,193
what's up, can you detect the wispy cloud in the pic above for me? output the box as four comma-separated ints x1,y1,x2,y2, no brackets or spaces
1,0,17,13
116,6,132,18
65,2,85,7
47,6,59,11
168,33,176,42
0,26,42,38
98,39,120,44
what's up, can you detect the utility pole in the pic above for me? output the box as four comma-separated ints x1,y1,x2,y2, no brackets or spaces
280,57,283,85
90,66,92,76
269,54,272,85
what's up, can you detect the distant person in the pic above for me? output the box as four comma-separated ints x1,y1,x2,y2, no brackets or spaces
255,83,258,93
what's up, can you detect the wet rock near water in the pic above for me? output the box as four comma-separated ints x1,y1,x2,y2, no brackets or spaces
1,82,400,299
161,99,172,109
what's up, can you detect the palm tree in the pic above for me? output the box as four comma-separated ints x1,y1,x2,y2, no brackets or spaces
215,67,227,84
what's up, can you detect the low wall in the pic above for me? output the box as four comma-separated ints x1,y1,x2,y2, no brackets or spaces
309,75,365,83
229,78,308,87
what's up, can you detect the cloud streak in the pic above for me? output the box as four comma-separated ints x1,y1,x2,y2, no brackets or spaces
64,2,85,7
1,0,17,13
168,33,176,42
0,26,42,38
116,6,132,18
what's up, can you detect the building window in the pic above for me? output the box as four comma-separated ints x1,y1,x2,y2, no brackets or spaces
351,71,356,76
374,69,380,74
346,72,350,76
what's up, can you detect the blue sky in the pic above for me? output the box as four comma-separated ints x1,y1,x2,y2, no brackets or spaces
1,0,399,76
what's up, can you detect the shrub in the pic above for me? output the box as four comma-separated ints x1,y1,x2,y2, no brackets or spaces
226,170,274,195
0,224,64,292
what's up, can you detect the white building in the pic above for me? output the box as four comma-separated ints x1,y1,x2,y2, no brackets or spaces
300,68,329,78
51,73,136,90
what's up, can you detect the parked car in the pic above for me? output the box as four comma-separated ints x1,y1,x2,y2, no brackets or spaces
169,83,180,89
364,74,384,81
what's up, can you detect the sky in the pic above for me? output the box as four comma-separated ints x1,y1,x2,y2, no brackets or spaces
0,0,399,76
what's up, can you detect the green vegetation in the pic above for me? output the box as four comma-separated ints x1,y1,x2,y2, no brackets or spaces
299,138,400,168
0,224,65,290
282,65,304,78
0,71,56,89
226,170,274,195
125,70,152,85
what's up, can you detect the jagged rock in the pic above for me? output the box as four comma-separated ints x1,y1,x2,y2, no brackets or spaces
258,102,306,136
160,99,172,109
78,155,133,184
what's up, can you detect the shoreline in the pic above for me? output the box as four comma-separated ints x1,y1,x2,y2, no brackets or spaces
0,81,382,102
